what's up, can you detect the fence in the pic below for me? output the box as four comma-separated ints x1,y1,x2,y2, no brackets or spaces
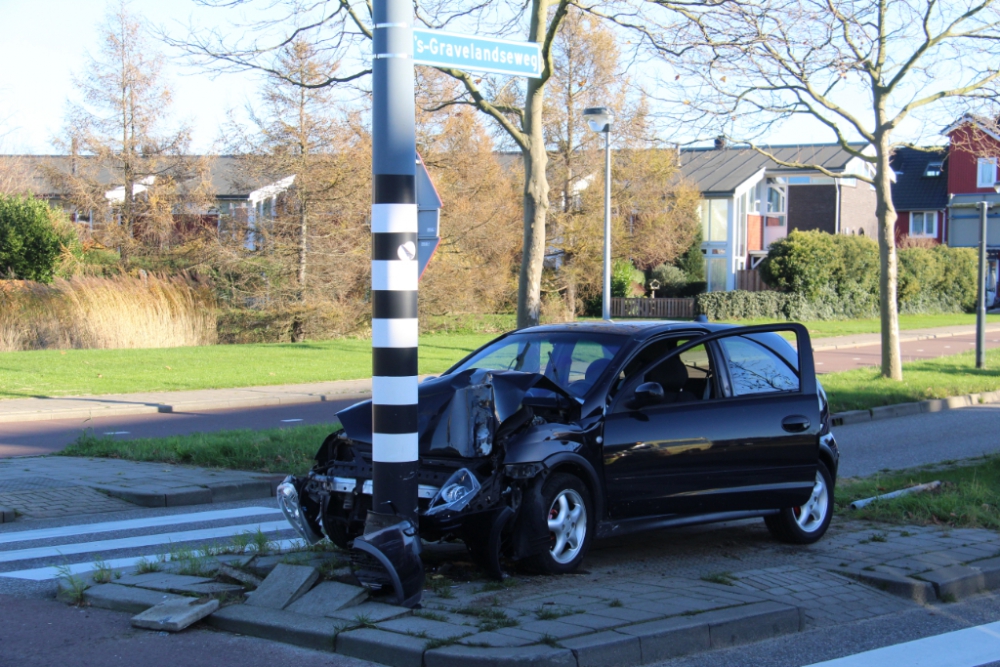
611,297,696,319
735,269,771,292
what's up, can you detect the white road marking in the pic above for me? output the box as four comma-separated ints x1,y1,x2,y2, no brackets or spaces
0,539,301,581
0,506,281,546
803,620,1000,666
103,431,130,435
280,419,303,423
0,521,290,563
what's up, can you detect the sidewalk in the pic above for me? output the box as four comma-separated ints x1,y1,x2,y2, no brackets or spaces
2,323,999,424
0,456,279,520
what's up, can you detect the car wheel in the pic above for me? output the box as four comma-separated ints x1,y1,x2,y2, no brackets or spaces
525,473,593,574
765,461,834,544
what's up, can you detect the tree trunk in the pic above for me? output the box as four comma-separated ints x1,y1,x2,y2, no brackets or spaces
874,132,902,380
516,0,552,330
298,203,307,293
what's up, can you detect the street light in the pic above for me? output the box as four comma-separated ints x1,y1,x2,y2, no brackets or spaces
583,107,613,321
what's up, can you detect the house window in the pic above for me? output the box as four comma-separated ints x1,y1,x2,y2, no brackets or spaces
699,199,729,242
924,162,943,177
909,211,937,238
977,158,997,188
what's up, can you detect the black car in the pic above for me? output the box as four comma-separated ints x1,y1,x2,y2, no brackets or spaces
278,321,839,577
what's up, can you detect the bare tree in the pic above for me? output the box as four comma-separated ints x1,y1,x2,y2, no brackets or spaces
640,0,1000,380
56,0,210,264
166,0,631,328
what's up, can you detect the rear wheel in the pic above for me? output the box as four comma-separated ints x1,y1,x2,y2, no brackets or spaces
765,461,834,544
525,473,593,574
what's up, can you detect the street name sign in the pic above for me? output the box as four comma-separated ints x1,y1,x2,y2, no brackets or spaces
412,28,542,78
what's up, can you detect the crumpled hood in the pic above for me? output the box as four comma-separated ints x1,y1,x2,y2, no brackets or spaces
336,369,579,457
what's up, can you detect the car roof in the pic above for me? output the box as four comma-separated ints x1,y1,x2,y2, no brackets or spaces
514,320,736,343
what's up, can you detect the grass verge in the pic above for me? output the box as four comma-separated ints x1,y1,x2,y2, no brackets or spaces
821,346,1000,413
59,423,341,474
0,333,493,399
837,454,1000,530
4,312,997,400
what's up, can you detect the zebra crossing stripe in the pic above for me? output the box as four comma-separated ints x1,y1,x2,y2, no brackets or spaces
0,507,281,546
1,539,302,582
0,520,290,564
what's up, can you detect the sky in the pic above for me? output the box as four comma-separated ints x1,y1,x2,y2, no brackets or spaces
0,0,952,155
0,0,261,153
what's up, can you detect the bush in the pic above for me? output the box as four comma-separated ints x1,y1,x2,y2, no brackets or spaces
696,290,808,321
649,264,687,295
759,230,977,318
0,195,73,283
677,227,706,283
611,259,639,298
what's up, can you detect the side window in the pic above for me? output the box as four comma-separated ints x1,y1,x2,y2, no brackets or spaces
612,339,717,411
719,337,799,396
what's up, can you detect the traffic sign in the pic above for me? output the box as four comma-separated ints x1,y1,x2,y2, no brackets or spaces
412,28,542,78
415,153,442,279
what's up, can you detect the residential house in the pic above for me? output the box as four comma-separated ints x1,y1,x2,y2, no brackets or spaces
10,155,295,249
889,146,948,244
678,141,878,292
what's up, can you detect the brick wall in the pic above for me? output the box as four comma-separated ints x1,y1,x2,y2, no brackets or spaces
788,184,836,234
839,180,878,238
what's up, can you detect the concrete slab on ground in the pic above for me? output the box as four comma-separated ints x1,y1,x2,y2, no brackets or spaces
131,597,220,632
245,563,319,610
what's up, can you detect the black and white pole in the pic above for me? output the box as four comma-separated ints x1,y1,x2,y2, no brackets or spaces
370,0,419,524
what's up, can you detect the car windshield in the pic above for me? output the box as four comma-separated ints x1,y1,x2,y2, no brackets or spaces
448,332,625,396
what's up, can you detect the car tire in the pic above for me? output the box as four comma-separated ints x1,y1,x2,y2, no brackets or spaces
765,461,834,544
524,473,593,574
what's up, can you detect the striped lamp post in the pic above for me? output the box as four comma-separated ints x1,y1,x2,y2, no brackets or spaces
370,0,419,525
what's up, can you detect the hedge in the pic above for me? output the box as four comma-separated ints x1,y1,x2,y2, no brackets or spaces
712,230,982,322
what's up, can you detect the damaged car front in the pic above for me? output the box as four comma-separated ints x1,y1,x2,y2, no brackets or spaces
278,330,625,578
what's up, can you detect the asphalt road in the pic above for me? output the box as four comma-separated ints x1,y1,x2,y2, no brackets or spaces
0,398,360,458
833,403,1000,477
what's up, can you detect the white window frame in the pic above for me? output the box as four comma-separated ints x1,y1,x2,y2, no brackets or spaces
977,158,997,188
909,211,938,238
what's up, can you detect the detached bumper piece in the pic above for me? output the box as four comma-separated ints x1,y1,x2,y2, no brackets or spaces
352,512,424,608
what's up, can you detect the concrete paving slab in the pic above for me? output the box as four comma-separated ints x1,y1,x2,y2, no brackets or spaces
131,597,220,632
336,628,426,667
970,556,1000,589
377,616,473,640
553,613,626,631
207,604,341,652
176,582,245,596
457,631,533,647
84,584,185,614
286,581,369,616
329,601,412,623
118,573,214,592
504,619,591,639
842,568,937,603
616,616,711,663
424,644,577,667
0,505,15,523
245,563,319,610
562,630,642,667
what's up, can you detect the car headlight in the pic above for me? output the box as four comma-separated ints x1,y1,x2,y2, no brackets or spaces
425,468,481,516
276,475,322,545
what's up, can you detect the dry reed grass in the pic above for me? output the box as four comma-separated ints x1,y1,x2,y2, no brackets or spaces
0,274,217,351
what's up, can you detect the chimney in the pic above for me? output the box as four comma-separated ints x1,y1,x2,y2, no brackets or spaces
714,135,727,150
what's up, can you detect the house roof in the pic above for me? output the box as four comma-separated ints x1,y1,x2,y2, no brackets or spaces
889,146,949,212
6,155,286,200
678,143,867,197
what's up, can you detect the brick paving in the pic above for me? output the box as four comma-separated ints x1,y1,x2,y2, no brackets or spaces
0,486,133,518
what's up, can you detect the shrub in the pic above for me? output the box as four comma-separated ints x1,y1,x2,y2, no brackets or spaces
696,290,808,321
650,264,687,294
0,274,216,351
611,259,637,298
0,195,73,283
677,227,706,283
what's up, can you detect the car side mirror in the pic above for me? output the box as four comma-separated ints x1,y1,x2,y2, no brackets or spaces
634,382,665,408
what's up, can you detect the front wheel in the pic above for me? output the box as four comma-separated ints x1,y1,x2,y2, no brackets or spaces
765,461,834,544
524,473,593,574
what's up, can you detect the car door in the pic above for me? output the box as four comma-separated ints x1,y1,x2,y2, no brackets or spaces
600,324,820,519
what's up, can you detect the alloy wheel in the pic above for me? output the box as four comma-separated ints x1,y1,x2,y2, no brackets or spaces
547,488,587,564
793,471,829,533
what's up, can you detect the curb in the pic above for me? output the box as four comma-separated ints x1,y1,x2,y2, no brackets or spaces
96,478,281,508
78,578,804,667
840,556,1000,604
831,389,1000,427
812,324,1000,352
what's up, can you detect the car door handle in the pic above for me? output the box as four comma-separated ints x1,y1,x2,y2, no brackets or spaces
781,415,811,433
